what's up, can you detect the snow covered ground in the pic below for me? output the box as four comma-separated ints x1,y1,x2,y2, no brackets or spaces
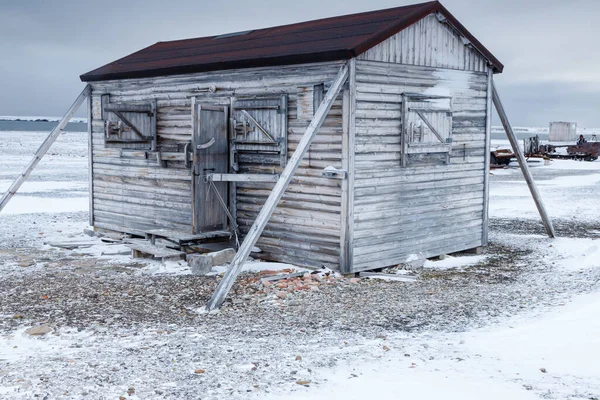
0,131,599,399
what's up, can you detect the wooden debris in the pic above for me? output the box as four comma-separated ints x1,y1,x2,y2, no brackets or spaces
45,240,99,250
358,272,418,282
259,272,305,283
125,239,185,262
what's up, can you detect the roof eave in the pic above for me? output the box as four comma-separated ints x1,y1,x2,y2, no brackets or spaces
80,50,354,82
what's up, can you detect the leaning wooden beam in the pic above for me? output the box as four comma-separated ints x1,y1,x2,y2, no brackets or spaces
0,85,91,213
491,81,556,238
205,65,349,311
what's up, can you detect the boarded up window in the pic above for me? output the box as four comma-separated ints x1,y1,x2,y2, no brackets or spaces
401,94,452,166
296,84,324,121
230,95,288,169
102,95,157,150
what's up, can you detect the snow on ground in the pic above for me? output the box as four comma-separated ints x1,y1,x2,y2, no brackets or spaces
1,130,600,399
274,290,600,400
489,156,600,221
423,255,487,270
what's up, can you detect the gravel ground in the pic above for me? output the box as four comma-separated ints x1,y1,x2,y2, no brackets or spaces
0,132,599,399
1,222,599,399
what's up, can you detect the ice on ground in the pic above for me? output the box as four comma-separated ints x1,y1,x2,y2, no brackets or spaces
423,255,487,270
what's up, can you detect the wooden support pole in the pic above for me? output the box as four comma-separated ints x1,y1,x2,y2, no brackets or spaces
482,69,493,245
0,85,91,213
205,65,349,311
491,81,556,238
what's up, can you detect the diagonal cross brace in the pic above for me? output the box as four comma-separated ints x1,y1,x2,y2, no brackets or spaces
414,109,445,143
107,109,151,140
240,110,276,142
205,64,349,311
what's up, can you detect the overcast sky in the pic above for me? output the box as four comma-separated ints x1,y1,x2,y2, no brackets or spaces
1,0,599,127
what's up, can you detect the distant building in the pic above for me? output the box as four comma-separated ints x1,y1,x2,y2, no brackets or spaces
549,122,577,142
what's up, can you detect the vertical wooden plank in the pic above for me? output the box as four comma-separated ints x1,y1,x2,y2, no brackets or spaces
401,93,408,167
280,94,288,167
346,59,357,273
228,96,238,230
482,68,493,245
87,91,94,226
340,89,350,271
191,96,198,233
151,100,157,151
340,59,356,273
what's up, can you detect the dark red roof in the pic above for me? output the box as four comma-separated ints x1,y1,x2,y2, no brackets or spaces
80,1,503,82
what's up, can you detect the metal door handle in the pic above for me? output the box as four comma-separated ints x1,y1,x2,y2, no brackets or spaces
196,137,215,150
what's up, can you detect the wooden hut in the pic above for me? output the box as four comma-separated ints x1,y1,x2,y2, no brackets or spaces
80,0,503,273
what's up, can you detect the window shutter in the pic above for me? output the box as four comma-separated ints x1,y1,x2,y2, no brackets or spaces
102,95,157,151
401,93,453,166
230,95,288,169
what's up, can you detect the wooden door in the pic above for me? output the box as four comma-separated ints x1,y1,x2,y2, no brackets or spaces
192,103,229,233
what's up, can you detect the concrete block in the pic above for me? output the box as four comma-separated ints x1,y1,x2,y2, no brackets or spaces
207,248,236,266
187,248,236,275
187,254,212,276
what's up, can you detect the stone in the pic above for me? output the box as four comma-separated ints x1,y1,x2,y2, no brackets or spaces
25,325,52,336
187,248,236,275
276,291,287,299
349,278,361,284
187,254,212,276
207,248,236,266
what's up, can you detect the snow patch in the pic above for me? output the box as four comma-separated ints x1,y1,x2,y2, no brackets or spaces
1,196,88,215
423,255,487,270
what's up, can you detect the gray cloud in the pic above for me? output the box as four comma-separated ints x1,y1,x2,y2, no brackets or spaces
1,0,599,127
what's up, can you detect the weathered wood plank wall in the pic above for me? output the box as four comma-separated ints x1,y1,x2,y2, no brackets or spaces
351,61,490,271
350,12,492,271
89,61,345,268
357,14,489,73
